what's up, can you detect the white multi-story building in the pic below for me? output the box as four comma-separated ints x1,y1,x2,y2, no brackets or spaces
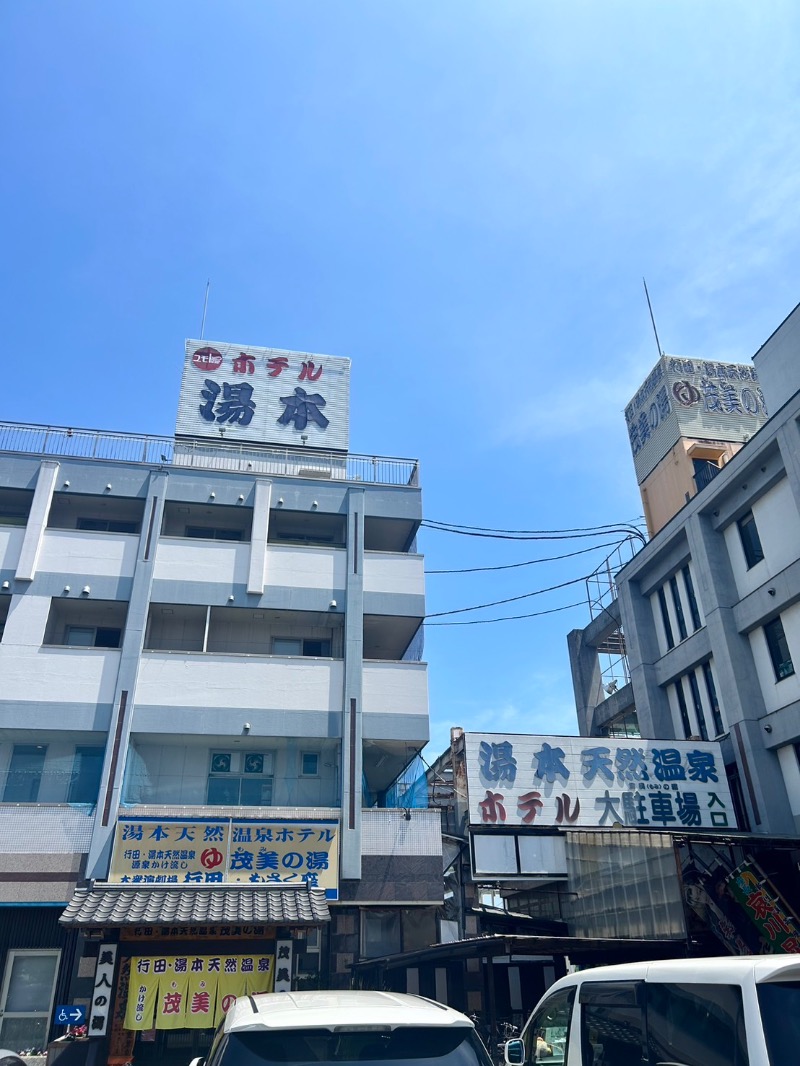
0,340,441,1065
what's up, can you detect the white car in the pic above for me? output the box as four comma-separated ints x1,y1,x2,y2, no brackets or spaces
192,990,494,1066
505,955,800,1066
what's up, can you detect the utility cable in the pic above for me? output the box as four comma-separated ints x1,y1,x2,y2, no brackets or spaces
425,574,587,618
425,600,586,626
426,538,624,574
422,523,647,544
424,518,644,535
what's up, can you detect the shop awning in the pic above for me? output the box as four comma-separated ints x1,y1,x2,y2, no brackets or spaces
59,884,330,926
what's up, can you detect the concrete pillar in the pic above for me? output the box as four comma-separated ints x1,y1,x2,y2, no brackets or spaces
616,579,674,737
16,460,59,582
247,478,272,594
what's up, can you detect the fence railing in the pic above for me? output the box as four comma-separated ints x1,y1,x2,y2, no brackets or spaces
0,421,419,487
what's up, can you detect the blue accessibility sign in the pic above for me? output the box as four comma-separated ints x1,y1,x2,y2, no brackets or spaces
54,1005,86,1026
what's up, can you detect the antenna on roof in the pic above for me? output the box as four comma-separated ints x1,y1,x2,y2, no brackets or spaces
642,277,664,358
200,279,211,339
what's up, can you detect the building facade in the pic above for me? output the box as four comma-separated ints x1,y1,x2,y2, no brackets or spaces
0,339,441,1064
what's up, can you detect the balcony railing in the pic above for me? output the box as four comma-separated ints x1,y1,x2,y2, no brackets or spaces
0,421,419,487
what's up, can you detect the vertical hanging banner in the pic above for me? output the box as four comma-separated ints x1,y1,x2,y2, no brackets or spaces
124,955,274,1031
274,940,293,993
89,944,117,1036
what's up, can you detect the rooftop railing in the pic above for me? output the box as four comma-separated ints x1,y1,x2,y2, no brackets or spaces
0,421,419,487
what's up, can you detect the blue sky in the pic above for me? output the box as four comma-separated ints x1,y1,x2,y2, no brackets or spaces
2,2,800,760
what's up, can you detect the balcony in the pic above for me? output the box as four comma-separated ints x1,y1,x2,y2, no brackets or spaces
0,421,419,487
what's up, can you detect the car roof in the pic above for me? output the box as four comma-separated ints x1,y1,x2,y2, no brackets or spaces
550,956,800,988
225,991,474,1033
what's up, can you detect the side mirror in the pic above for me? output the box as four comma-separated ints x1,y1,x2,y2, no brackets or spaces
505,1039,525,1065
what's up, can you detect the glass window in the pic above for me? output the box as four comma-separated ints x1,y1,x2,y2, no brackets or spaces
521,988,574,1065
301,753,319,776
3,745,46,802
580,983,644,1066
682,565,702,631
272,638,302,656
65,626,121,649
0,950,60,1052
67,746,104,804
185,526,243,541
702,662,725,736
757,980,800,1066
737,510,765,569
362,909,401,957
669,575,688,641
687,671,709,741
77,517,139,534
764,617,795,681
674,678,693,739
647,982,749,1066
207,752,273,806
657,587,675,650
215,1026,492,1066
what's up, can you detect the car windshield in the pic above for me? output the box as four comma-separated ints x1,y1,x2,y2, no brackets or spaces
218,1026,492,1066
757,982,800,1065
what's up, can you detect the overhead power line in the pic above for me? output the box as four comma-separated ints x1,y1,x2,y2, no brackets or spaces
425,574,588,618
425,600,586,626
423,521,647,545
426,537,625,574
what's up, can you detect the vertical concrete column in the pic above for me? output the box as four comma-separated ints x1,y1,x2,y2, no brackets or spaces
616,578,673,737
86,471,169,878
685,513,793,833
340,488,365,880
16,460,59,582
247,479,272,594
776,422,800,517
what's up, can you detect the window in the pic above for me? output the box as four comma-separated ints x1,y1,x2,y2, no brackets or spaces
737,510,765,569
702,662,725,735
301,753,319,777
67,746,104,804
362,909,401,957
657,586,675,650
3,745,46,802
669,574,688,641
269,509,346,548
580,982,644,1066
185,526,243,541
272,637,331,657
77,517,139,534
0,950,60,1052
65,625,122,649
686,670,709,741
521,987,574,1065
207,751,274,806
764,617,795,681
647,983,749,1066
682,565,702,631
758,980,800,1065
674,678,693,739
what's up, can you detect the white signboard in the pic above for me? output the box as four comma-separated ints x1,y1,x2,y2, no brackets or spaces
89,942,117,1036
176,339,350,451
625,356,768,483
465,733,736,831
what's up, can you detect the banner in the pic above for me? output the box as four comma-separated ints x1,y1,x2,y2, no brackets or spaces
110,817,339,899
124,954,274,1030
726,863,800,953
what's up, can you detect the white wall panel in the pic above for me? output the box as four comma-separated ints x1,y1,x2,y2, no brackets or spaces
363,552,425,596
39,529,139,579
0,645,121,704
136,654,344,712
0,528,24,573
749,601,800,713
154,539,251,586
726,477,800,598
267,545,344,590
362,661,428,717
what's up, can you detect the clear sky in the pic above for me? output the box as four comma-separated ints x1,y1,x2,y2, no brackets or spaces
2,2,799,762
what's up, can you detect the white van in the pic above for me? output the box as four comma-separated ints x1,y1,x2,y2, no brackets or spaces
192,990,494,1066
504,956,800,1066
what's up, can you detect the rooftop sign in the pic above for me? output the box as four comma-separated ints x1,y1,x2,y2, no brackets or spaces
176,339,350,451
465,733,736,832
626,356,768,483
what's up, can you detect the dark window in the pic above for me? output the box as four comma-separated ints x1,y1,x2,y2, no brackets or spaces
68,746,104,804
521,987,574,1065
185,526,243,541
758,980,800,1065
674,678,693,739
77,517,139,534
669,574,688,641
682,565,702,631
214,1027,492,1066
207,751,273,806
3,744,46,802
657,586,675,650
647,982,749,1066
687,671,708,741
65,625,122,649
764,617,795,681
737,510,764,569
272,637,331,657
580,982,645,1066
702,661,725,735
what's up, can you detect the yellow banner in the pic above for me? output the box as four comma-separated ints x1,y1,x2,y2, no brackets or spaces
110,818,339,897
123,956,274,1030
